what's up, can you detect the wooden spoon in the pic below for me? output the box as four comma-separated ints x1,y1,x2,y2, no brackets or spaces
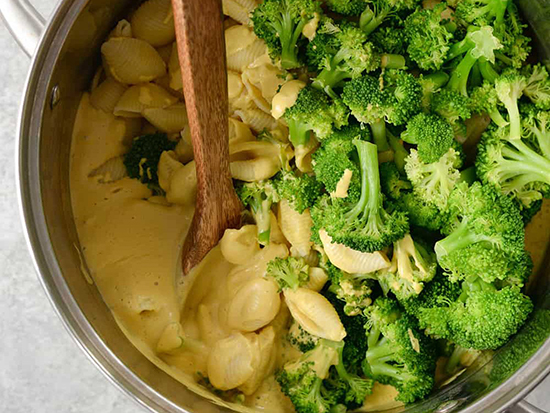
172,0,242,274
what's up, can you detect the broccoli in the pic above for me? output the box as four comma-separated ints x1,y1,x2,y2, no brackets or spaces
476,120,550,215
445,26,503,96
371,25,406,55
359,0,422,36
123,133,177,190
434,182,532,284
312,140,409,253
363,297,437,403
417,276,534,350
431,89,472,139
288,320,320,353
401,113,455,163
489,308,550,383
419,72,450,112
377,234,437,300
493,2,531,69
196,373,245,404
494,72,527,141
454,0,509,30
379,161,411,200
257,129,293,171
266,256,310,290
251,0,322,69
469,81,508,127
274,169,323,213
308,21,405,96
329,275,374,316
522,64,550,110
325,0,367,15
283,86,349,147
444,344,482,376
387,131,409,173
342,71,422,151
235,180,280,245
404,3,454,71
404,146,464,210
312,123,371,202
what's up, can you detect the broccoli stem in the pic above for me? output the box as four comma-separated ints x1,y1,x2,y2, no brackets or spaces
425,72,451,90
380,54,406,69
489,109,509,128
272,11,307,69
250,197,272,245
388,132,408,173
448,51,478,96
458,166,477,184
497,140,550,186
312,69,351,96
370,120,390,152
287,118,312,147
470,62,482,88
434,220,498,259
478,58,499,83
501,99,522,141
446,345,468,375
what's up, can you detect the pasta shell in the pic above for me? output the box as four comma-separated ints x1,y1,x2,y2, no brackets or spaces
108,19,132,39
284,288,346,341
278,199,313,257
198,304,229,346
90,78,128,114
131,0,176,47
304,267,328,292
234,108,279,133
269,211,287,245
220,225,260,265
228,118,255,146
319,229,391,274
239,327,277,395
241,54,286,106
122,117,143,147
229,140,282,181
225,25,267,72
175,127,194,164
143,103,188,133
156,43,173,64
114,83,178,117
168,43,183,92
166,161,197,205
228,71,254,113
156,322,208,357
157,150,183,192
102,37,166,84
88,156,127,183
294,138,319,173
207,333,258,390
222,0,258,26
227,278,281,332
141,121,158,135
241,74,271,114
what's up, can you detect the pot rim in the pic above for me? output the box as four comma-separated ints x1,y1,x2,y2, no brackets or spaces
14,1,550,412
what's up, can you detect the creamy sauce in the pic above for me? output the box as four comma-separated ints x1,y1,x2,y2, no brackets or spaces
271,80,306,120
302,13,321,41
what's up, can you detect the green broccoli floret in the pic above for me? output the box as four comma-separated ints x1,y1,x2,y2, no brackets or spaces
476,121,550,214
308,21,405,96
435,182,532,284
522,64,550,110
404,3,454,71
312,140,409,253
363,297,437,403
359,0,422,36
274,169,323,213
371,25,407,55
329,275,374,316
493,2,531,69
342,71,421,151
445,26,503,96
494,72,527,141
469,81,509,127
402,113,455,163
377,234,437,300
284,86,349,147
444,344,482,376
124,133,177,189
417,276,533,350
431,89,471,139
251,0,322,69
312,123,371,202
266,256,309,291
454,0,509,30
380,161,412,200
489,308,550,383
419,72,450,112
288,320,320,353
257,129,293,171
404,146,464,210
325,0,366,15
235,180,279,245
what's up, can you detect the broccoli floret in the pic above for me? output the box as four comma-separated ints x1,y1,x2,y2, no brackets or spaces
308,21,405,96
266,256,310,290
434,182,532,284
371,25,406,55
445,26,503,96
124,133,176,189
380,161,412,200
419,72,450,112
493,2,531,69
274,169,323,213
494,72,527,141
363,297,437,403
359,0,422,36
312,123,371,202
235,180,279,245
402,113,455,163
325,0,366,15
288,320,320,353
489,308,550,383
431,89,471,138
522,64,550,110
404,146,463,210
417,276,533,350
476,122,550,214
454,0,509,29
378,234,437,300
251,0,322,69
469,81,508,127
284,86,349,147
404,3,454,70
342,71,421,150
329,275,374,316
312,140,409,253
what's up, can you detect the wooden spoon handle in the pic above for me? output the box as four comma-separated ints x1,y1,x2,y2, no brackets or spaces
172,0,241,273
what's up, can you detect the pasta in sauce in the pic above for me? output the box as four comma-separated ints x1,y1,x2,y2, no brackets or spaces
71,1,550,412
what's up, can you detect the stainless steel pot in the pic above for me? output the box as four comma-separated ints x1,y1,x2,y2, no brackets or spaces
2,0,549,412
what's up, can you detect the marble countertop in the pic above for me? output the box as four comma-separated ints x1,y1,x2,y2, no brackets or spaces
0,1,547,412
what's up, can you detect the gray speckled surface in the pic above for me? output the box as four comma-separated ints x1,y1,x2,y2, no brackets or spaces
0,1,547,413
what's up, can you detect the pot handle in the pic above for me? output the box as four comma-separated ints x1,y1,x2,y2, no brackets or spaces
0,0,44,57
507,399,547,413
